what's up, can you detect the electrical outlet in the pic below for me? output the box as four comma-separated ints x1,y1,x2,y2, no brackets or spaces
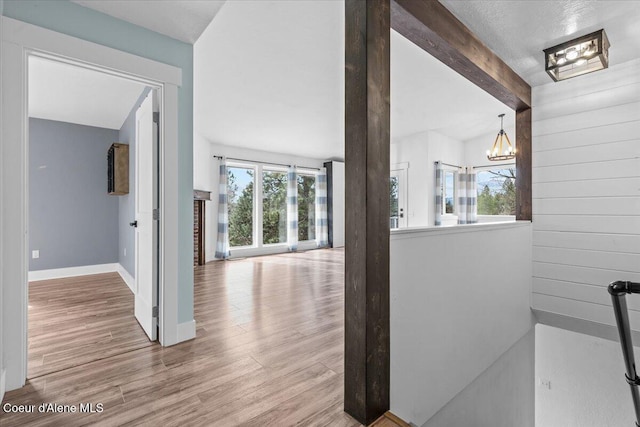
538,378,551,390
32,250,40,259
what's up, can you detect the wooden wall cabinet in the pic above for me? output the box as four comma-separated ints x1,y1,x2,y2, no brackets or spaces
108,143,129,195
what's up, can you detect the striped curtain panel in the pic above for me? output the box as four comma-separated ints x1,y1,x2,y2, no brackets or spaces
457,167,478,225
287,166,298,251
315,168,329,247
434,162,443,226
214,158,230,259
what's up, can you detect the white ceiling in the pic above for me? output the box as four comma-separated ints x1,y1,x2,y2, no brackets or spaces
391,30,513,143
68,0,640,158
440,0,640,87
71,0,226,44
194,0,345,160
29,56,147,130
194,1,511,160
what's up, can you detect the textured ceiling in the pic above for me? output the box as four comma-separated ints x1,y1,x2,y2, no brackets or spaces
29,56,147,130
440,0,640,87
71,0,226,44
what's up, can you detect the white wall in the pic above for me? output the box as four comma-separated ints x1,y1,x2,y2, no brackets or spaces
202,142,327,261
391,129,464,227
463,124,515,168
422,329,534,427
531,59,640,331
536,324,639,426
390,222,534,425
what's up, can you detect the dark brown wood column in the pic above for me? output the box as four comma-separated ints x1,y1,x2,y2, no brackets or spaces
515,108,532,220
344,0,390,425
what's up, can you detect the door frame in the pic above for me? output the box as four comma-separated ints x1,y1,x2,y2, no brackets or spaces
390,163,408,228
1,16,182,391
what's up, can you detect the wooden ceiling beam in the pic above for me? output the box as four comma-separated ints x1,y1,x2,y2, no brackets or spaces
391,0,532,111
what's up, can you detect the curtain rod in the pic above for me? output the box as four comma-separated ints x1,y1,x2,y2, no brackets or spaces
436,160,516,170
472,162,516,169
213,155,320,171
435,161,462,169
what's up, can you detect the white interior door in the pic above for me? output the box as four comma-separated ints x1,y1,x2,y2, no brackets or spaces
134,90,158,340
390,169,408,229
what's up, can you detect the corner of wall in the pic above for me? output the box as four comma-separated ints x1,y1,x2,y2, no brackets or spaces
0,368,6,403
177,319,196,343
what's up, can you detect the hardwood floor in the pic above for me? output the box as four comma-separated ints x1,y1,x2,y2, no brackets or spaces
1,248,382,426
27,273,153,379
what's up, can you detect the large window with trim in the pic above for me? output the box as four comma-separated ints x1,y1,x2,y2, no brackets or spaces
227,165,255,247
476,166,516,216
226,161,321,251
262,169,287,244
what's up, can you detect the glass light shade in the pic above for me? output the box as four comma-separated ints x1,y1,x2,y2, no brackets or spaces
544,29,609,82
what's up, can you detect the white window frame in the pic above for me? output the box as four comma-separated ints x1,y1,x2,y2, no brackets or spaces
474,163,516,220
226,161,259,249
226,162,321,256
261,166,289,248
441,166,458,218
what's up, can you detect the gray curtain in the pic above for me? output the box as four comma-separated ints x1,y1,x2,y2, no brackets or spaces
457,167,477,225
434,162,443,226
315,168,328,247
287,166,298,251
214,158,230,259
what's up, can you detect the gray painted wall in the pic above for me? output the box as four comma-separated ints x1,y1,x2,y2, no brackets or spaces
118,88,150,277
1,0,5,399
421,329,535,427
29,118,119,271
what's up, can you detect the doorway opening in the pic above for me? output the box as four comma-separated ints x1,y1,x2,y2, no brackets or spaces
26,55,159,378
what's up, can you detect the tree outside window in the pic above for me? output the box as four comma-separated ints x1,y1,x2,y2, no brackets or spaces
298,174,316,241
228,166,254,247
262,170,287,244
476,168,516,215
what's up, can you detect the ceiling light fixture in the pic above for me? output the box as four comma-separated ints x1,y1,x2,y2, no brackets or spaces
486,114,515,162
544,29,610,82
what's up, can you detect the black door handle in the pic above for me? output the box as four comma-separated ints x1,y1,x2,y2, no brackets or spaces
129,220,138,228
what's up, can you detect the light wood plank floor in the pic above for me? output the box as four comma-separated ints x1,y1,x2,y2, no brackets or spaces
1,248,376,426
27,273,153,379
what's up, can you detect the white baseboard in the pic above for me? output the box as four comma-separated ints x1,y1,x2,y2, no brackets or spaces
177,320,196,342
116,263,135,294
28,263,120,281
1,368,6,404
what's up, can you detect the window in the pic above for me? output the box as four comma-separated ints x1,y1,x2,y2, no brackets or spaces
262,170,287,244
476,167,516,215
444,170,456,214
390,175,399,228
225,162,324,251
228,166,255,247
297,174,316,241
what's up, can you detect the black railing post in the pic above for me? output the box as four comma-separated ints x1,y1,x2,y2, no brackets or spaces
609,280,640,427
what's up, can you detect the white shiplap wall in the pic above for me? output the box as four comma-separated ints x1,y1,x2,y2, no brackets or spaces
532,59,640,329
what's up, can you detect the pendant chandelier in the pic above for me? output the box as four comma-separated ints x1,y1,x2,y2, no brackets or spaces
486,114,515,161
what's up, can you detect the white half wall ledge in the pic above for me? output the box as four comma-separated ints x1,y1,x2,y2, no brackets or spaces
533,309,640,344
177,319,196,343
28,263,121,282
